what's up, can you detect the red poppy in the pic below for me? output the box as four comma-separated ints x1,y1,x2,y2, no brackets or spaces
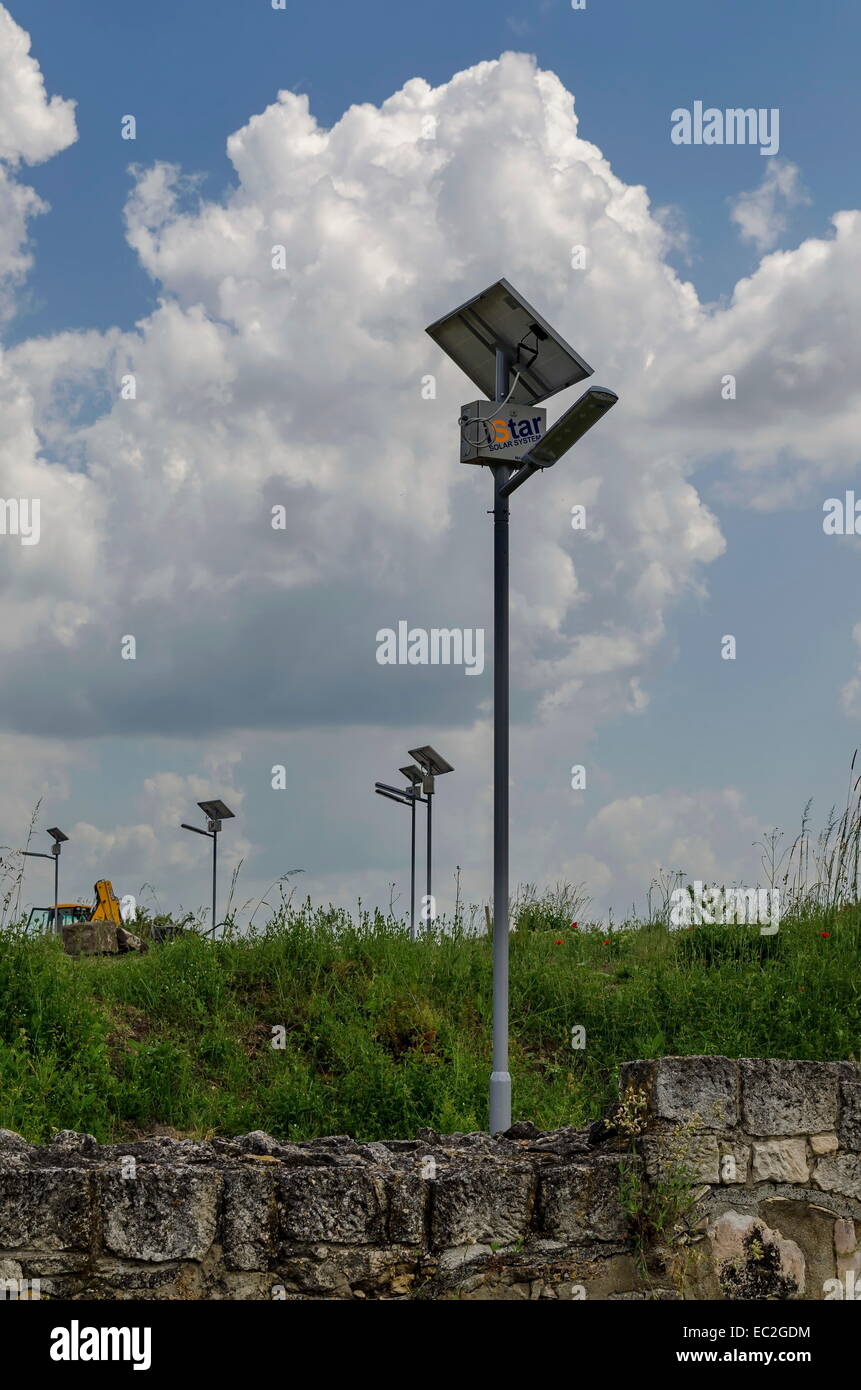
571,921,579,930
602,939,610,945
554,939,563,945
820,931,830,938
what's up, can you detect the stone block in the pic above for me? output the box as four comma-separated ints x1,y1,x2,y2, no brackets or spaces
839,1081,861,1152
812,1154,861,1202
538,1154,628,1243
752,1139,810,1185
62,921,118,955
387,1170,426,1245
620,1056,738,1129
278,1167,387,1245
642,1132,720,1184
741,1059,840,1136
221,1169,276,1270
809,1133,838,1156
99,1168,220,1261
430,1163,534,1250
0,1169,92,1251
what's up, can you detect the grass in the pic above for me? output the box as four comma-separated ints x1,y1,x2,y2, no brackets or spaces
0,894,858,1144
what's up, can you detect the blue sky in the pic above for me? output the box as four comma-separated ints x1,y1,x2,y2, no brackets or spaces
11,0,860,341
1,0,860,923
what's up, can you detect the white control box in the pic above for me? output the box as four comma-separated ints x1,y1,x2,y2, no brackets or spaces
459,401,547,465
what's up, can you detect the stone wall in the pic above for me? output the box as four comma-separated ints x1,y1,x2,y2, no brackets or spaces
621,1056,861,1300
0,1056,858,1300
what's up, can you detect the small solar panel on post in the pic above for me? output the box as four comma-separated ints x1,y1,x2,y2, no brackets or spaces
23,827,68,934
374,773,426,940
408,746,453,934
426,278,618,1133
180,799,235,937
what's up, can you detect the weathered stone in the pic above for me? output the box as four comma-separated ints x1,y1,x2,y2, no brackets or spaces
116,927,147,953
752,1139,810,1185
812,1154,861,1202
431,1163,534,1249
709,1211,804,1299
387,1170,426,1244
539,1154,628,1242
620,1056,738,1129
809,1132,839,1156
0,1170,92,1250
832,1215,861,1288
99,1169,220,1261
0,1130,30,1153
834,1217,857,1258
62,921,118,955
741,1059,841,1136
278,1168,387,1245
0,1130,32,1170
759,1199,836,1298
839,1082,861,1152
642,1133,719,1184
221,1169,276,1270
49,1130,99,1155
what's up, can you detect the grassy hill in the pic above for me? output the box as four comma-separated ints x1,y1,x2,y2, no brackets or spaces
1,900,859,1144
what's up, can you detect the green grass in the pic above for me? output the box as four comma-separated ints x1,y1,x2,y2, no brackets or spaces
0,899,859,1144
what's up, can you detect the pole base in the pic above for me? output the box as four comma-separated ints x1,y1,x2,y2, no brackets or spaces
489,1071,512,1134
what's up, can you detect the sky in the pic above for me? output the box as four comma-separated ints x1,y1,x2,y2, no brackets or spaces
1,0,860,927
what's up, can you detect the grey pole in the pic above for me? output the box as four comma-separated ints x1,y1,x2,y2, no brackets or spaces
490,345,513,1134
410,794,417,941
212,829,218,937
53,848,59,936
426,790,432,933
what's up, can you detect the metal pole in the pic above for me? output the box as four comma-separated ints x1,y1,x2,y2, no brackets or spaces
410,794,416,941
53,851,59,936
212,830,217,937
426,791,432,933
490,345,512,1133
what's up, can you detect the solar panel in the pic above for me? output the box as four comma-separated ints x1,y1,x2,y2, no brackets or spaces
426,278,593,405
408,746,454,776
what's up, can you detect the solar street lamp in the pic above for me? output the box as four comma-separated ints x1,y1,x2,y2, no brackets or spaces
374,772,426,939
22,826,68,934
426,278,618,1131
180,799,234,937
407,745,453,931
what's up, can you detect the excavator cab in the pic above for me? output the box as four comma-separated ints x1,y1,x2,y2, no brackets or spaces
25,881,124,936
26,904,91,933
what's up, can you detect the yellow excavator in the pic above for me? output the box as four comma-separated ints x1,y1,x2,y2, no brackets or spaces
26,881,144,954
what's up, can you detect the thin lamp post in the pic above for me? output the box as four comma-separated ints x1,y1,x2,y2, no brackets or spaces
23,827,68,933
407,747,453,935
425,278,617,1132
181,799,234,937
487,355,616,1130
492,347,512,1135
374,781,426,940
22,851,59,932
399,765,425,936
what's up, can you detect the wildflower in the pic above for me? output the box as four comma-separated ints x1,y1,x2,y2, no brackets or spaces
571,921,579,930
602,939,610,945
821,931,830,938
554,939,563,945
